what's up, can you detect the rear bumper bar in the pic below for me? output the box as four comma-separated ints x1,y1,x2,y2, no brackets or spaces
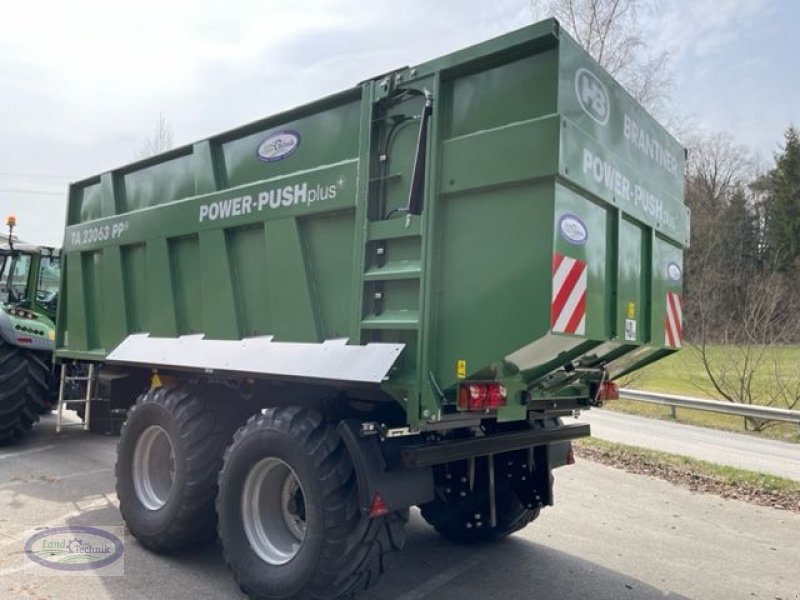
400,422,590,469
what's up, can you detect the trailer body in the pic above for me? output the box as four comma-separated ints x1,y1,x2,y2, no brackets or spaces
54,20,688,598
57,20,687,428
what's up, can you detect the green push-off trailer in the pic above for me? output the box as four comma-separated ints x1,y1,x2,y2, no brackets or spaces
55,19,688,600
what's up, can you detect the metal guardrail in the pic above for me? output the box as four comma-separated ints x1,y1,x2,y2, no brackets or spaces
619,388,800,426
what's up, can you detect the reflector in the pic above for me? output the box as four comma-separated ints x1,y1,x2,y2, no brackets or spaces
598,381,619,401
368,493,389,518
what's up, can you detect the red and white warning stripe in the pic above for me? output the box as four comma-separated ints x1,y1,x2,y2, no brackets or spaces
551,253,587,335
664,292,683,348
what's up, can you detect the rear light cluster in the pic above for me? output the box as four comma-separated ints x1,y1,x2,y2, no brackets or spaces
458,383,508,411
597,381,619,401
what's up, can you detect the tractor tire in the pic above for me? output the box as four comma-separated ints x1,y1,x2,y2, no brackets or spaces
23,350,50,423
115,385,248,552
0,340,29,444
217,407,406,600
0,340,48,444
420,481,539,544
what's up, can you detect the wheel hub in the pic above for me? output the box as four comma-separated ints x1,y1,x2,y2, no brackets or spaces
242,457,307,565
132,425,176,510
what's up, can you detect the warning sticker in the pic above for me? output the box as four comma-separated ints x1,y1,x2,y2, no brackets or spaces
456,360,466,379
625,319,637,342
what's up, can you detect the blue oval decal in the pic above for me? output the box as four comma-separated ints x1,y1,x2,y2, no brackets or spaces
25,526,124,572
559,214,588,245
257,130,300,163
667,262,682,281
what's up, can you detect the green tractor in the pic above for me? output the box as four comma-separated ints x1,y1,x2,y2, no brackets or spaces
0,215,61,443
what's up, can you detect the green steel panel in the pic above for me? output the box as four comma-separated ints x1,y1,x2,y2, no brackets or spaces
553,183,609,341
617,219,644,344
446,49,558,138
432,180,555,384
82,251,102,350
221,98,361,189
56,18,689,427
121,244,148,333
169,235,202,335
558,35,684,202
439,116,561,195
123,152,196,213
64,254,88,350
653,236,684,347
99,246,129,348
193,140,223,195
199,230,240,339
263,218,319,342
71,181,102,225
145,238,178,337
99,173,118,218
226,223,271,337
299,211,356,340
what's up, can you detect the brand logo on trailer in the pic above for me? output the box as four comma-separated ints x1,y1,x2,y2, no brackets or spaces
551,253,587,336
664,292,683,348
667,262,682,281
575,68,610,126
257,130,301,162
559,214,588,245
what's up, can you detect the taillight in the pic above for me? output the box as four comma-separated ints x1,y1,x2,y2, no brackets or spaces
597,381,619,401
458,383,507,411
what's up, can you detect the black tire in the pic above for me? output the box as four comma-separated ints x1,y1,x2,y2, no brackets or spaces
115,385,248,552
23,350,50,422
217,407,406,600
420,479,539,544
0,340,48,444
0,339,29,444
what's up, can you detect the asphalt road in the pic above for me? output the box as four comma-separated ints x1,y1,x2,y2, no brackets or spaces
1,413,798,600
571,408,800,481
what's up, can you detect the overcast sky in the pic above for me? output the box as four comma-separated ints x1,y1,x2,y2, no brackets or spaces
1,0,797,246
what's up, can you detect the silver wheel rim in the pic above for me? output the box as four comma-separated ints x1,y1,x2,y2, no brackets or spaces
242,457,307,565
132,425,175,510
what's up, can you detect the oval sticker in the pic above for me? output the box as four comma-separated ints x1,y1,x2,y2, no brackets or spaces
667,262,682,281
559,214,588,245
24,526,124,572
257,130,300,163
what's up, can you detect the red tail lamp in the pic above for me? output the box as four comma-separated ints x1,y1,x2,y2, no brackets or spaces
597,381,619,401
458,383,508,411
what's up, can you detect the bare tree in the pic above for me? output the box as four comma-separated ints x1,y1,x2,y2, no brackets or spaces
683,132,800,428
682,131,759,340
692,272,800,430
684,131,755,205
137,113,175,158
532,0,671,117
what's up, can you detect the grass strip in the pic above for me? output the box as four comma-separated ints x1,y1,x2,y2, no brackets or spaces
575,437,800,512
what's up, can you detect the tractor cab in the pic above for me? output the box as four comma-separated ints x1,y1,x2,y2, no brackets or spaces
0,216,61,322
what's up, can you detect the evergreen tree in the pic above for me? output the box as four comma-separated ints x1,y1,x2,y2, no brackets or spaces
761,126,800,272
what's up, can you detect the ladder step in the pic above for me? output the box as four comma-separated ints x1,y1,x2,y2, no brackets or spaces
367,215,422,241
369,172,403,183
64,398,110,404
364,260,422,281
361,310,419,330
